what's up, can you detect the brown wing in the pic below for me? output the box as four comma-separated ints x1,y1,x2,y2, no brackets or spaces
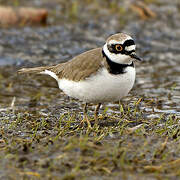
51,48,104,81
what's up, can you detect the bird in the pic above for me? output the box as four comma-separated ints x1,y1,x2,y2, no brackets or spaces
18,33,142,127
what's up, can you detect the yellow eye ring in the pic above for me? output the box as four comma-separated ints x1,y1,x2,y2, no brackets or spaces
115,44,123,51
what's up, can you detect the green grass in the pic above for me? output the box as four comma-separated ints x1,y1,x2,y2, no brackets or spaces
0,100,179,179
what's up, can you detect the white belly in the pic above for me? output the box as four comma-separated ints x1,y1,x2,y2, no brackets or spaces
58,67,136,103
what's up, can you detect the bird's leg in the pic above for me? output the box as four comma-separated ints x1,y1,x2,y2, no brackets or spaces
94,103,101,124
80,103,91,128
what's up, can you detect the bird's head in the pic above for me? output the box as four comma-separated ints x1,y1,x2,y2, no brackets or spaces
103,33,142,64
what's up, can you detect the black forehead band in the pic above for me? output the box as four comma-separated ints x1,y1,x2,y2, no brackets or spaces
107,39,135,55
123,39,135,47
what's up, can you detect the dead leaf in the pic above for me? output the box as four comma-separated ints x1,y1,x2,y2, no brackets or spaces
19,171,40,177
144,165,163,172
0,6,48,27
130,2,156,19
127,124,143,133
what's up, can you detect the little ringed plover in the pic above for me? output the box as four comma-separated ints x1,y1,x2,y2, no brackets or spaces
18,33,142,126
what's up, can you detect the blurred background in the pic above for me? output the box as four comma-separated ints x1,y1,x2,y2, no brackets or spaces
0,0,180,179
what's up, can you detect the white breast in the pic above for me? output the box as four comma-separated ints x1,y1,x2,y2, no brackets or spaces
57,67,136,103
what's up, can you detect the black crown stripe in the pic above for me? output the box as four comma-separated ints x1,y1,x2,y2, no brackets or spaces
123,39,135,47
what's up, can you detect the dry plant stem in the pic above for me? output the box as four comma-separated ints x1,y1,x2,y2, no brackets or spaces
94,103,101,124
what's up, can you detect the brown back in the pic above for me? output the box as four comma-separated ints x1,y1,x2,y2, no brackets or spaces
51,48,105,81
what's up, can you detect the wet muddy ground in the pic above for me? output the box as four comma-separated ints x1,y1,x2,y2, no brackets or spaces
0,0,180,179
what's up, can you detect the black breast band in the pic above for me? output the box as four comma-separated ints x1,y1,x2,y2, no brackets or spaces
102,50,134,75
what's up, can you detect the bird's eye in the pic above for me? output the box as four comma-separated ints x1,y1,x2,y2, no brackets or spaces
115,44,123,51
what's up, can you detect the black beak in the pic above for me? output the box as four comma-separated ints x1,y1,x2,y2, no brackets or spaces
130,53,142,61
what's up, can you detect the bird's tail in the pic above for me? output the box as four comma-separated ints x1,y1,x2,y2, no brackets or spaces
18,66,53,74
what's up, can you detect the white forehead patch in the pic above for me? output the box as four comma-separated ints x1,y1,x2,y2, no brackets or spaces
108,37,133,45
125,45,136,51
